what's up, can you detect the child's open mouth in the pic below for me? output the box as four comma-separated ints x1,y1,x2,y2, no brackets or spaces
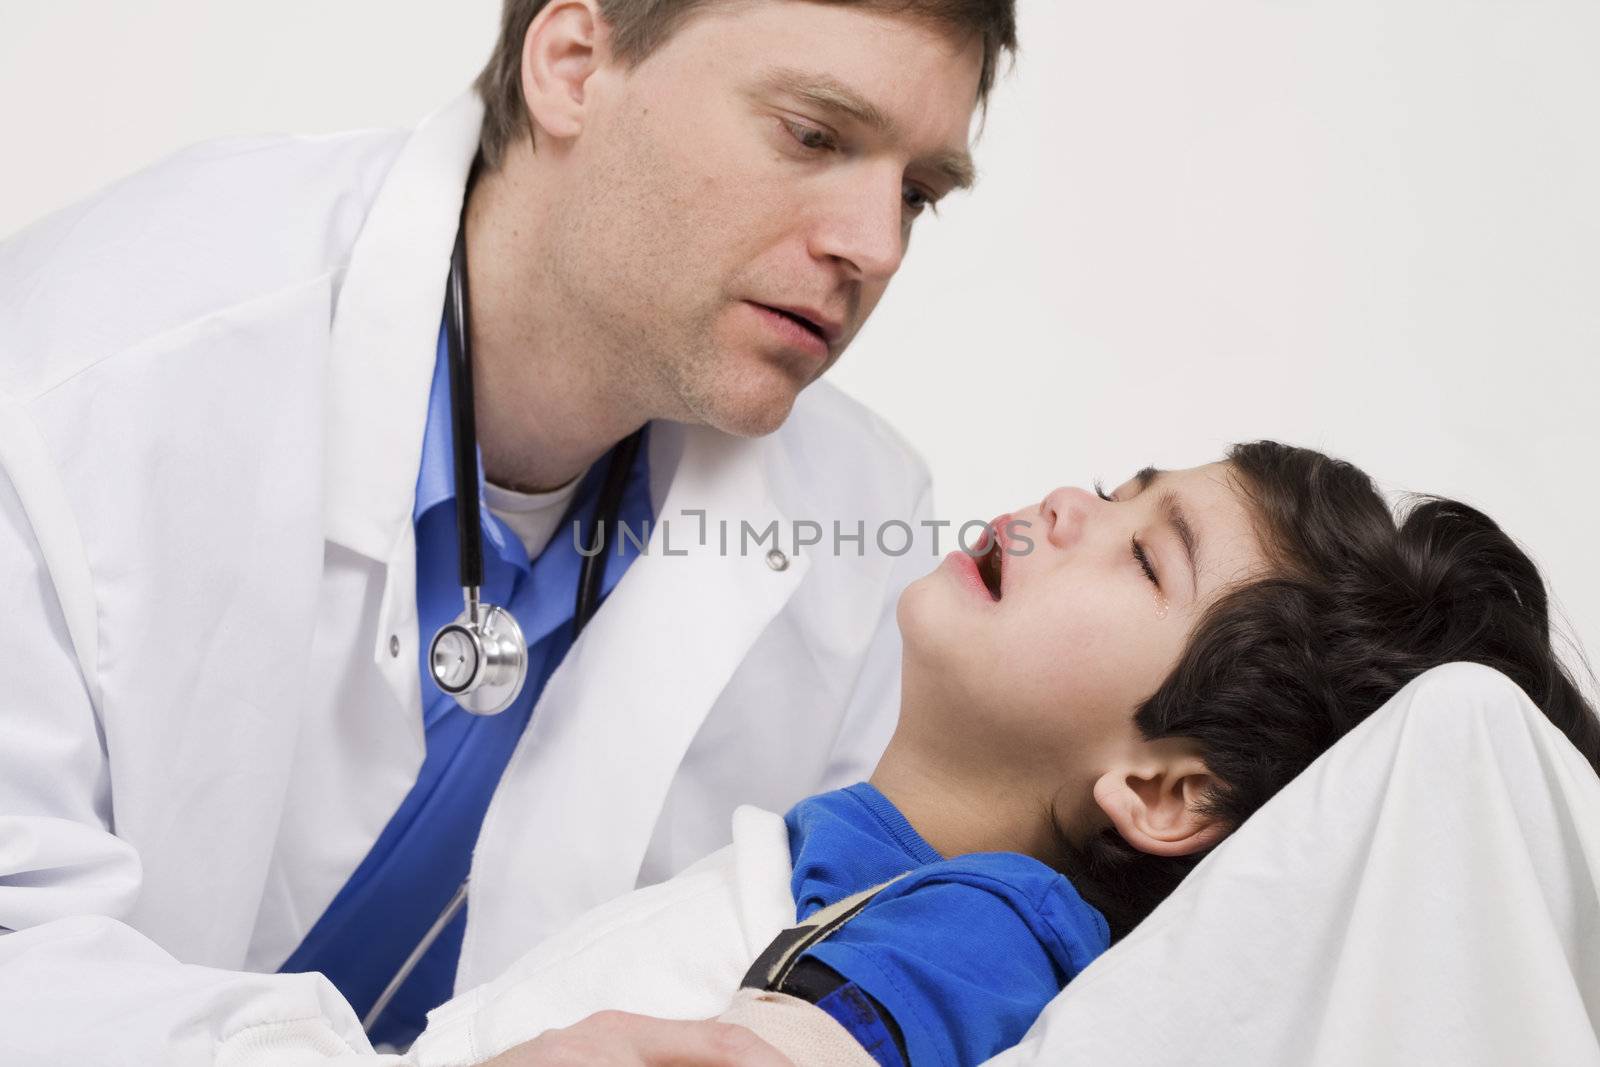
973,513,1010,601
976,544,1003,601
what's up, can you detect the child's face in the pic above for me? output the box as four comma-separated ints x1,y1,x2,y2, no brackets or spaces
895,461,1269,833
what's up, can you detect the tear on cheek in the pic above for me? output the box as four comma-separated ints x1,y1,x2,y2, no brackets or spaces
1154,589,1170,620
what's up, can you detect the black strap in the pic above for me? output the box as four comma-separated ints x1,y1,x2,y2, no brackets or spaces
782,958,909,1064
740,873,909,992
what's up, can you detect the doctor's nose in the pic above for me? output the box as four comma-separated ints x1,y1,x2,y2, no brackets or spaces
1038,486,1103,550
808,174,908,282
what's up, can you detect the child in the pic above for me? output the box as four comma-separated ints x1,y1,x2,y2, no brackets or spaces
417,441,1600,1067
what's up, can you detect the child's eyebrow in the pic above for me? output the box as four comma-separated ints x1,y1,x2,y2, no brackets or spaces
1162,493,1201,596
1135,467,1200,595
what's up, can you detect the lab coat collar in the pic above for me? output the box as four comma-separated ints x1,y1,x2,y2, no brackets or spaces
323,91,482,562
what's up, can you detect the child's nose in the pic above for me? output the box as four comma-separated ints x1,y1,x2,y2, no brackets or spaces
1038,486,1103,549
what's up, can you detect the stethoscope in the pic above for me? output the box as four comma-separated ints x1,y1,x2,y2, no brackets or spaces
424,220,643,716
363,220,644,1037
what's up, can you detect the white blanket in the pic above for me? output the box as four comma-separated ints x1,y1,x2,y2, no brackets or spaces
406,806,796,1065
989,661,1600,1066
409,662,1600,1065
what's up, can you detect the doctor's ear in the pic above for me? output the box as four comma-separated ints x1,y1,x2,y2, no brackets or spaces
518,0,614,146
1092,741,1230,859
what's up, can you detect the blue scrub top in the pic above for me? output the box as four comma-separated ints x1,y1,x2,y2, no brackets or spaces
785,784,1111,1067
279,319,653,1046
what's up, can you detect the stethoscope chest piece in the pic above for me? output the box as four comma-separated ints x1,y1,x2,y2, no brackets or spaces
428,595,528,716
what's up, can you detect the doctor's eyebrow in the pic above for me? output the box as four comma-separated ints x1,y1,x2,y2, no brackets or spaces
1134,467,1201,595
753,66,979,190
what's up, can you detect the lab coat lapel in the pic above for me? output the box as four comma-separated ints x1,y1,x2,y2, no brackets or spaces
323,91,481,561
321,92,483,727
457,421,812,989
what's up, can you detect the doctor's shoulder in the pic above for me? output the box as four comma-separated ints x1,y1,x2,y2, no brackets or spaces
0,125,405,397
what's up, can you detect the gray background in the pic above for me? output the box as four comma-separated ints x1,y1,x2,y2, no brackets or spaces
6,0,1595,685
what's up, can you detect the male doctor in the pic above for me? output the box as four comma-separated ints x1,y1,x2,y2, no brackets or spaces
0,0,1015,1062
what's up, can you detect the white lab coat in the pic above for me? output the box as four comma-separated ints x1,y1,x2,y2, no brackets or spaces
403,805,797,1067
0,91,932,1064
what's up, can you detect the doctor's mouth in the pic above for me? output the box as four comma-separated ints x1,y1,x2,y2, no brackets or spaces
569,511,1038,561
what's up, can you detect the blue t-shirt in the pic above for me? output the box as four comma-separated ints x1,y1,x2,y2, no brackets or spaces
785,783,1110,1067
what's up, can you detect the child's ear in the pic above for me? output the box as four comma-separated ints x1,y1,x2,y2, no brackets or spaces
1092,742,1229,858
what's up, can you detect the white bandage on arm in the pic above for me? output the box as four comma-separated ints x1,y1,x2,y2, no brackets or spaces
717,988,879,1067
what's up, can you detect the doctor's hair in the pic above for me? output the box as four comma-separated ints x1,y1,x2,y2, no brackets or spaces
1053,440,1600,943
474,0,1018,170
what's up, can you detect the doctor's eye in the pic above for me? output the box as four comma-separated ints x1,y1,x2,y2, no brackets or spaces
782,119,838,153
902,185,939,218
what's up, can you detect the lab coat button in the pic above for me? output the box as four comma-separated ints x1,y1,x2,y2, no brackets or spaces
765,548,789,572
389,634,401,658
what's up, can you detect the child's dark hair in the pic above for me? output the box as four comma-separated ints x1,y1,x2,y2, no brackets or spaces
1056,440,1600,941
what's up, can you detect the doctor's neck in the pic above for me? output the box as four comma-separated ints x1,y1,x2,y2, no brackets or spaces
461,158,653,494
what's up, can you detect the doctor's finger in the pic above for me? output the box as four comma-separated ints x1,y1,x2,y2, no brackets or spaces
654,1018,796,1067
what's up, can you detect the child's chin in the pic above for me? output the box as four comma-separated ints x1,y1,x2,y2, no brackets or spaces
896,587,970,665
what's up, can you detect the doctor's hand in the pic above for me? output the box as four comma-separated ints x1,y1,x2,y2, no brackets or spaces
483,1010,796,1067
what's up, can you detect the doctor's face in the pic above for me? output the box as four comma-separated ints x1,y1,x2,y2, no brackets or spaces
894,463,1269,815
553,1,985,435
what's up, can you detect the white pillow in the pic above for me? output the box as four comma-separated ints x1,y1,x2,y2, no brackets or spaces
986,662,1600,1066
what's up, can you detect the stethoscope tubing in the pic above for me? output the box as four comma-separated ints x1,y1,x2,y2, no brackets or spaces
362,880,469,1034
445,224,485,592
